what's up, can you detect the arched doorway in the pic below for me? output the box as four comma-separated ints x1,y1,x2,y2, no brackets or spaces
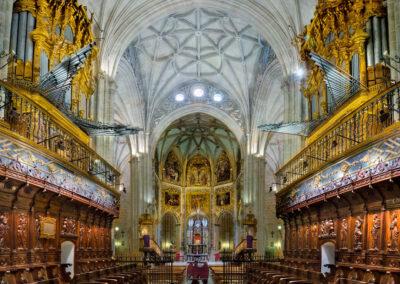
161,213,179,250
217,212,234,250
321,242,335,274
61,241,75,279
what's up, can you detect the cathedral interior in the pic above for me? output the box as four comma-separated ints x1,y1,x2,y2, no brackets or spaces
0,0,400,283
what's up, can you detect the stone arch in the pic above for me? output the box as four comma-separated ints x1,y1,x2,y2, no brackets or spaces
150,104,245,158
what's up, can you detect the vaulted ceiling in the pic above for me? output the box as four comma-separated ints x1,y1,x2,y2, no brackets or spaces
122,8,275,132
156,113,239,163
84,0,318,170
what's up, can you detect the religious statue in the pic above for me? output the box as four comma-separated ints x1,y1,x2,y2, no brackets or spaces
35,216,42,249
320,219,335,238
354,217,363,251
16,213,28,249
389,213,399,251
340,218,348,249
305,225,310,249
0,213,9,248
79,224,86,247
311,224,318,249
371,214,381,250
62,217,76,235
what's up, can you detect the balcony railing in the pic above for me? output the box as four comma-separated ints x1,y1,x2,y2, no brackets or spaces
277,82,400,191
0,81,120,191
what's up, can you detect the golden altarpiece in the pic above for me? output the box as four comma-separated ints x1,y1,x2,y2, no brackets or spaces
157,147,238,258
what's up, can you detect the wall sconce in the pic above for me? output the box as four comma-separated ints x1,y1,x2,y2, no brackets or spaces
117,183,126,193
269,183,282,192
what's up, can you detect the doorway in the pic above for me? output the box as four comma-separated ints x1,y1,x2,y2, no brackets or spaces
321,242,335,274
61,241,75,278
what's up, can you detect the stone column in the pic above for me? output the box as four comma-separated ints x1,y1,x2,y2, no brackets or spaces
94,72,116,163
130,155,141,253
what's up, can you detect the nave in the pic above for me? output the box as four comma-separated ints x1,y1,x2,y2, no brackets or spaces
1,0,400,283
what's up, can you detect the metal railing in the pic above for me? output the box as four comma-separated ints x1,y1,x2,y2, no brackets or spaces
277,83,400,191
0,82,120,190
221,254,281,284
116,256,179,284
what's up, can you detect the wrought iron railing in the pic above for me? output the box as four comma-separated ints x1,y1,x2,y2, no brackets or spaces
277,83,400,191
0,82,120,190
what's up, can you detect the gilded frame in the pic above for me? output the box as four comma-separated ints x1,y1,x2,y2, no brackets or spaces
40,216,57,239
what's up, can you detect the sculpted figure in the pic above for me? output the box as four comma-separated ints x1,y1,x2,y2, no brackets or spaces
354,217,363,250
326,219,335,236
320,220,327,237
389,213,399,251
0,213,9,248
371,214,381,250
17,213,27,249
340,218,348,249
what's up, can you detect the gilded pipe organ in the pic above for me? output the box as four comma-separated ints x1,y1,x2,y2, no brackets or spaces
297,0,390,120
9,0,96,120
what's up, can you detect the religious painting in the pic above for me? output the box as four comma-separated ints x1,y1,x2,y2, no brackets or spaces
216,151,231,182
163,151,181,183
189,194,208,211
187,155,211,186
165,192,180,207
216,191,231,206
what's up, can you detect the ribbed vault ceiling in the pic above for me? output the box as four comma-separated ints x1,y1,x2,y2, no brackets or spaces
125,8,275,127
156,113,239,163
